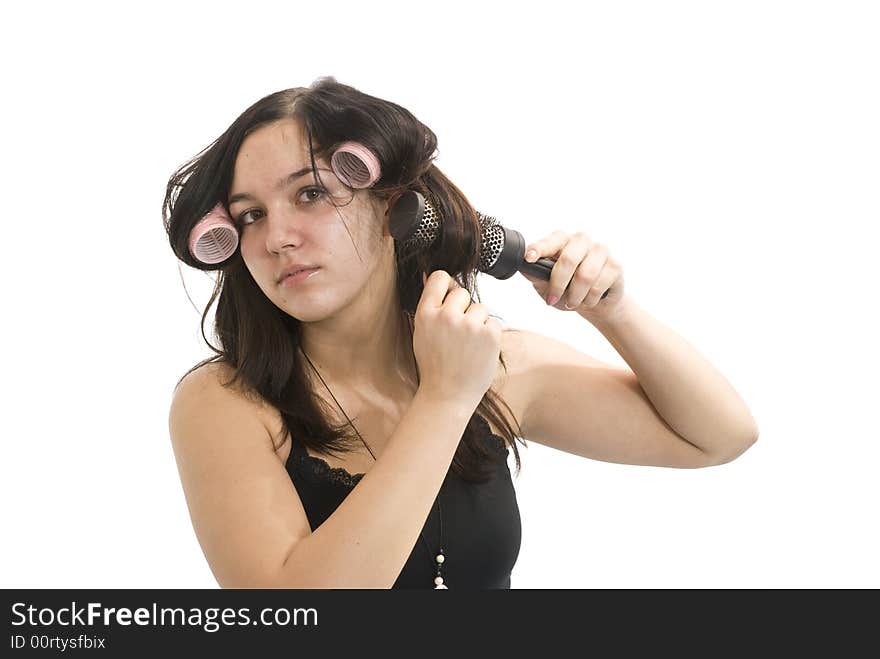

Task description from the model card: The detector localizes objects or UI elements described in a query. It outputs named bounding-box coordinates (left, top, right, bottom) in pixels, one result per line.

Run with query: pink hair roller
left=188, top=202, right=239, bottom=265
left=331, top=141, right=381, bottom=189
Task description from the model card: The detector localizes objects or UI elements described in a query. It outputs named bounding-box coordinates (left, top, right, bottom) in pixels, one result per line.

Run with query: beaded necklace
left=300, top=347, right=449, bottom=589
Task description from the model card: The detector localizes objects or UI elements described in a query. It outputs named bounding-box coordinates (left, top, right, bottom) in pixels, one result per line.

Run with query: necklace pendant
left=433, top=549, right=447, bottom=588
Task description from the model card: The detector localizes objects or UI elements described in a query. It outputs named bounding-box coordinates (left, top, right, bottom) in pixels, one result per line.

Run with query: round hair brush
left=388, top=190, right=609, bottom=297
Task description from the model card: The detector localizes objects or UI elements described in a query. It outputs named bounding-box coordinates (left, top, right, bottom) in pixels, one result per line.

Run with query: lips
left=278, top=264, right=320, bottom=282
left=279, top=267, right=320, bottom=286
left=283, top=267, right=317, bottom=280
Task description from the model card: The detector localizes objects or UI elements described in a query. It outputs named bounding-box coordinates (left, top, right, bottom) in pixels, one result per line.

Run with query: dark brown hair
left=163, top=76, right=524, bottom=482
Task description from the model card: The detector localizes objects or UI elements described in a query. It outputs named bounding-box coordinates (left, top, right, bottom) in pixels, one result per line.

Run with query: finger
left=582, top=265, right=618, bottom=309
left=417, top=270, right=457, bottom=312
left=443, top=286, right=475, bottom=315
left=484, top=316, right=505, bottom=340
left=464, top=301, right=489, bottom=325
left=562, top=244, right=608, bottom=309
left=523, top=230, right=569, bottom=263
left=544, top=233, right=593, bottom=306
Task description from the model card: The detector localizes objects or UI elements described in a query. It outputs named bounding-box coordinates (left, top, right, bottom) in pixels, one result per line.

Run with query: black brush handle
left=519, top=257, right=555, bottom=280
left=389, top=190, right=609, bottom=299
left=519, top=257, right=610, bottom=300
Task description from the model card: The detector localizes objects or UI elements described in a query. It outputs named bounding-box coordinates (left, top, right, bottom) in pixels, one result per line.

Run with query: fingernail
left=546, top=294, right=559, bottom=306
left=526, top=249, right=537, bottom=262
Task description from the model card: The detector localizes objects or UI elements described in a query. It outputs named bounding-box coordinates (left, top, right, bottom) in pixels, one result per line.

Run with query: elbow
left=704, top=427, right=759, bottom=466
left=217, top=573, right=280, bottom=590
left=214, top=563, right=290, bottom=590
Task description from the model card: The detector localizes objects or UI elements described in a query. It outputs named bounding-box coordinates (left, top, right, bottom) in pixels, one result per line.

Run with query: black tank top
left=284, top=413, right=522, bottom=588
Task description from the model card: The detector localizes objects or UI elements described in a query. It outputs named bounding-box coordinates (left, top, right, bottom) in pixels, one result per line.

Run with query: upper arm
left=498, top=328, right=715, bottom=469
left=168, top=364, right=312, bottom=588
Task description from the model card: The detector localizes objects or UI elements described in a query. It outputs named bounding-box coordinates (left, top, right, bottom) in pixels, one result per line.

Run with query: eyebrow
left=227, top=166, right=332, bottom=206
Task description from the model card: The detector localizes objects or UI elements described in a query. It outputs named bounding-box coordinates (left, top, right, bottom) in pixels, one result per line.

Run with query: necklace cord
left=298, top=344, right=445, bottom=585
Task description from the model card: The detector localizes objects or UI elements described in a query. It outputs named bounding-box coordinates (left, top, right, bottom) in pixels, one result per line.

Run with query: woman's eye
left=236, top=187, right=327, bottom=227
left=237, top=209, right=262, bottom=226
left=300, top=186, right=327, bottom=202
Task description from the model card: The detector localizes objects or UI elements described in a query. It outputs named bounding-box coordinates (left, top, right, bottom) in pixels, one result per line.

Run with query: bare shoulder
left=167, top=361, right=311, bottom=587
left=173, top=361, right=259, bottom=405
left=489, top=328, right=615, bottom=441
left=171, top=362, right=281, bottom=449
left=486, top=329, right=535, bottom=442
left=502, top=327, right=612, bottom=368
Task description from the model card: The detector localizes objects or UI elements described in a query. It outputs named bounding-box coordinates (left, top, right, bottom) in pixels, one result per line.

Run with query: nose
left=263, top=203, right=309, bottom=254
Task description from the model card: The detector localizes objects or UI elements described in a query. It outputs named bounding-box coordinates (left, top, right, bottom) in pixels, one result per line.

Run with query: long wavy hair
left=163, top=76, right=524, bottom=482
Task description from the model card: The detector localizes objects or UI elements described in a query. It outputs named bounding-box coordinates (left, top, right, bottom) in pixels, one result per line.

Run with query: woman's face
left=228, top=119, right=390, bottom=322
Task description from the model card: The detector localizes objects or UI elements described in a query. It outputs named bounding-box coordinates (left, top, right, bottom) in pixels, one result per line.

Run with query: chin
left=277, top=296, right=338, bottom=324
left=290, top=309, right=333, bottom=323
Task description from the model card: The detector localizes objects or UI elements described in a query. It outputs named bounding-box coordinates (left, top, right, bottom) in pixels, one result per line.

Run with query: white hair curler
left=187, top=141, right=382, bottom=266
left=187, top=202, right=239, bottom=266
left=330, top=141, right=382, bottom=189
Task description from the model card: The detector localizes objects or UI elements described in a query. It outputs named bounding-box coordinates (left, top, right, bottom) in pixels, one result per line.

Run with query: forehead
left=244, top=117, right=304, bottom=150
left=236, top=119, right=312, bottom=167
left=230, top=119, right=332, bottom=191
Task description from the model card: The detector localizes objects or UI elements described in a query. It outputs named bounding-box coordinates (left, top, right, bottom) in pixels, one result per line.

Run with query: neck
left=298, top=260, right=417, bottom=395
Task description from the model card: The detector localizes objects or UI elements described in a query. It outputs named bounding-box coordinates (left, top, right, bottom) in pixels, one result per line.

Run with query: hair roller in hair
left=188, top=202, right=240, bottom=265
left=331, top=141, right=381, bottom=189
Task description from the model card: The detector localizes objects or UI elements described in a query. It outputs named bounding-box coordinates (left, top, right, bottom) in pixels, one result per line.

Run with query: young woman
left=164, top=76, right=759, bottom=589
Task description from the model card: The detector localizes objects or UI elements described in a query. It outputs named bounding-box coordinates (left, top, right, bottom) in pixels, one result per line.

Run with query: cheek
left=237, top=230, right=257, bottom=256
left=238, top=242, right=264, bottom=276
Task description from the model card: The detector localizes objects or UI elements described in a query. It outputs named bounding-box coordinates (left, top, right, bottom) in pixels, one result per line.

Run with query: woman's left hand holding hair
left=519, top=230, right=627, bottom=325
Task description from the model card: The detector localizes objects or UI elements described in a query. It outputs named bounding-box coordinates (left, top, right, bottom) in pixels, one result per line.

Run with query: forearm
left=275, top=388, right=476, bottom=589
left=589, top=295, right=759, bottom=459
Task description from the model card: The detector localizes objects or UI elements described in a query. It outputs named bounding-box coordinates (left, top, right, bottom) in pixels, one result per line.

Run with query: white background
left=1, top=0, right=877, bottom=589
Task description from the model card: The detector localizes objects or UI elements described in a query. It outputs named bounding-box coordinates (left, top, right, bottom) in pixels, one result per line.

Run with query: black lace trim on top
left=291, top=414, right=509, bottom=490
